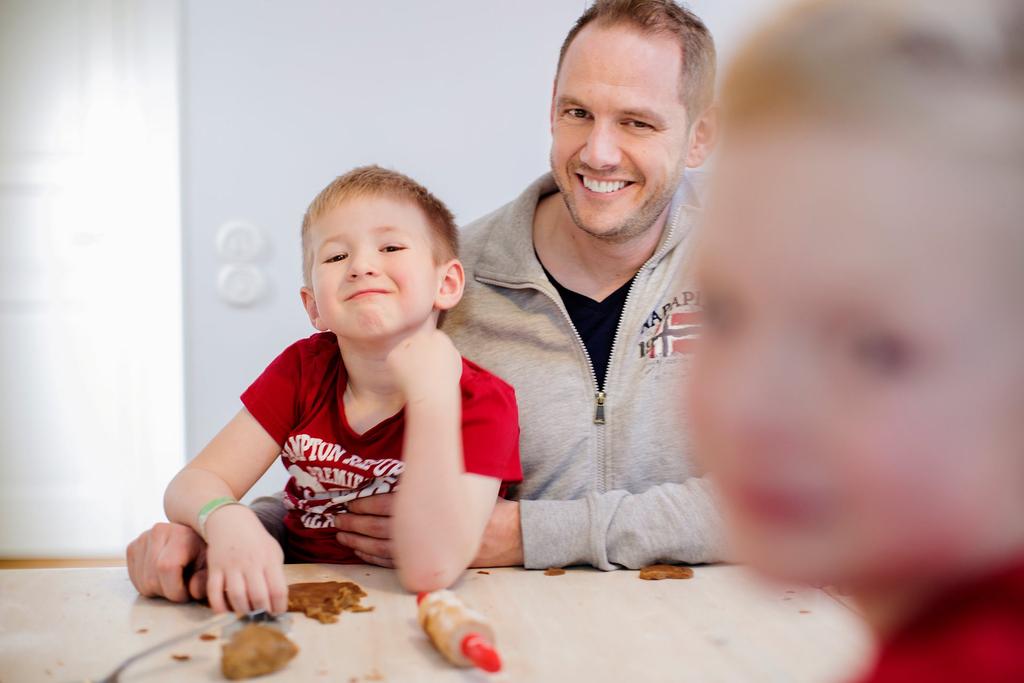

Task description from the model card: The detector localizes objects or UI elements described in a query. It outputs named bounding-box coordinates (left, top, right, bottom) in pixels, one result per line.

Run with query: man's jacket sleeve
left=519, top=476, right=728, bottom=570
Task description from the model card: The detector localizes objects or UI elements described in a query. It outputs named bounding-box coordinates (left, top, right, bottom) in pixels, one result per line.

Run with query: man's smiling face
left=550, top=22, right=694, bottom=242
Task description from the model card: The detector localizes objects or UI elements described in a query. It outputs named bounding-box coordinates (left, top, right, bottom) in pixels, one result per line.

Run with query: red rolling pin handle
left=461, top=633, right=502, bottom=673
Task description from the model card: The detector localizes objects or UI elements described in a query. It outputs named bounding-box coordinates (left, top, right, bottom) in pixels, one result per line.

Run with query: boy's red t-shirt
left=241, top=332, right=522, bottom=563
left=860, top=559, right=1024, bottom=683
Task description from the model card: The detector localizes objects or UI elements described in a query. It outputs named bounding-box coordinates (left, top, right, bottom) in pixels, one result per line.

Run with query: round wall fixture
left=217, top=263, right=267, bottom=307
left=215, top=220, right=266, bottom=262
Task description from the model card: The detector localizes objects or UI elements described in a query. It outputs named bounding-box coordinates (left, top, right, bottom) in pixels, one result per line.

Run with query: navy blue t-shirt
left=542, top=265, right=635, bottom=390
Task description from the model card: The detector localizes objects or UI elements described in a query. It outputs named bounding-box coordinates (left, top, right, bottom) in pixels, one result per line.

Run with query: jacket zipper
left=545, top=296, right=604, bottom=423
left=478, top=203, right=685, bottom=426
left=595, top=203, right=684, bottom=421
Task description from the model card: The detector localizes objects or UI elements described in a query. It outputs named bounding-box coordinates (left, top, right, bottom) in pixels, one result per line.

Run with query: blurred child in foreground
left=691, top=0, right=1024, bottom=680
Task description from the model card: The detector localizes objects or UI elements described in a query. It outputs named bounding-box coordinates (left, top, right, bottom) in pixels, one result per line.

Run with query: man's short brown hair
left=557, top=0, right=717, bottom=117
left=301, top=165, right=458, bottom=287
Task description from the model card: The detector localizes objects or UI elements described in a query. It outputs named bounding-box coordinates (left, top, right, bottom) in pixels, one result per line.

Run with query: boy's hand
left=204, top=504, right=288, bottom=615
left=386, top=327, right=462, bottom=402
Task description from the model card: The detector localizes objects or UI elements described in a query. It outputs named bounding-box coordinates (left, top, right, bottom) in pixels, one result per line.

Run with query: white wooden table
left=0, top=564, right=872, bottom=683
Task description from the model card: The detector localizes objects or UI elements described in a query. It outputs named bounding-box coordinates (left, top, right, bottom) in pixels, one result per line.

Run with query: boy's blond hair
left=301, top=166, right=458, bottom=287
left=558, top=0, right=717, bottom=118
left=720, top=0, right=1023, bottom=163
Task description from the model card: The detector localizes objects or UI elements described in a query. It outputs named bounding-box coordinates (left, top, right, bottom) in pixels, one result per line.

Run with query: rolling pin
left=416, top=590, right=502, bottom=672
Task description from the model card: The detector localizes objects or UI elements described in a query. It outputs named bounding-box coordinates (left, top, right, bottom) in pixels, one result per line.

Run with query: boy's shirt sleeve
left=240, top=339, right=307, bottom=446
left=459, top=365, right=522, bottom=484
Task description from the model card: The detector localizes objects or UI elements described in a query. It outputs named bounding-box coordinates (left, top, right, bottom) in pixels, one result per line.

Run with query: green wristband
left=197, top=495, right=239, bottom=541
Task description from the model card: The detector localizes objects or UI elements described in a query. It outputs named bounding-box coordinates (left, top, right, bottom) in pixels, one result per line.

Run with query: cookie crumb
left=639, top=564, right=694, bottom=581
left=476, top=570, right=490, bottom=575
left=365, top=670, right=384, bottom=681
left=171, top=653, right=191, bottom=661
left=544, top=568, right=566, bottom=576
left=288, top=581, right=371, bottom=623
left=136, top=628, right=149, bottom=634
left=199, top=633, right=217, bottom=641
left=799, top=609, right=811, bottom=614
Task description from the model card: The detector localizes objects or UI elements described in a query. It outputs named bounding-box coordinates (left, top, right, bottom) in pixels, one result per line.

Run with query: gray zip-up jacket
left=444, top=172, right=726, bottom=570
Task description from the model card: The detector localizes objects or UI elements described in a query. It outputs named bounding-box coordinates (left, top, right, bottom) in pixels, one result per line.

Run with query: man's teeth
left=581, top=176, right=629, bottom=194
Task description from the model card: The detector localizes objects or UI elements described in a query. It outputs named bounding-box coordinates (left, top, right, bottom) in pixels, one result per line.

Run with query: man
left=129, top=0, right=723, bottom=602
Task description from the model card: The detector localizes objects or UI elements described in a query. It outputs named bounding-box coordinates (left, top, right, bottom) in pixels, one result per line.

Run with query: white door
left=0, top=0, right=184, bottom=557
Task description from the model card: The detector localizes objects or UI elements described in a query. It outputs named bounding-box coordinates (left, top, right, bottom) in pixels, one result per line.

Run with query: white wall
left=0, top=0, right=183, bottom=556
left=181, top=0, right=793, bottom=500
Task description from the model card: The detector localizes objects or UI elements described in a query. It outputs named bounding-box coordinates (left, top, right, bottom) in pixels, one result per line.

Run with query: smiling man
left=436, top=0, right=721, bottom=571
left=128, top=0, right=724, bottom=601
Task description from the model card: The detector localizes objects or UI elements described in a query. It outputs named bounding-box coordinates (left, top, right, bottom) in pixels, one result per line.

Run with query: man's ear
left=434, top=259, right=466, bottom=313
left=685, top=104, right=719, bottom=168
left=300, top=287, right=328, bottom=331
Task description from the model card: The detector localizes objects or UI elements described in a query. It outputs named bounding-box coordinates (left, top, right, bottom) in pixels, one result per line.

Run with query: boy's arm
left=164, top=408, right=281, bottom=530
left=388, top=329, right=501, bottom=592
left=163, top=408, right=288, bottom=613
left=393, top=384, right=502, bottom=592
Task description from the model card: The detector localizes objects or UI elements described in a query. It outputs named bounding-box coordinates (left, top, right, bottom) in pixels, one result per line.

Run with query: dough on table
left=221, top=624, right=298, bottom=680
left=288, top=581, right=374, bottom=624
left=638, top=564, right=694, bottom=580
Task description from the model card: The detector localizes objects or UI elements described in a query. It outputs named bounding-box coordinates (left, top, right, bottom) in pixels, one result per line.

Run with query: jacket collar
left=474, top=171, right=703, bottom=288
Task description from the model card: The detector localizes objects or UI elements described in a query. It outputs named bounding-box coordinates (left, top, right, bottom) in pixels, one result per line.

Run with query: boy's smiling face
left=301, top=195, right=461, bottom=342
left=691, top=122, right=1024, bottom=588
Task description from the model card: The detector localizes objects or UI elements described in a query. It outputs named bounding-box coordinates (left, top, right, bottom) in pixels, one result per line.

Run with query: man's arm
left=519, top=477, right=727, bottom=570
left=125, top=495, right=288, bottom=602
left=332, top=480, right=727, bottom=571
left=249, top=494, right=288, bottom=547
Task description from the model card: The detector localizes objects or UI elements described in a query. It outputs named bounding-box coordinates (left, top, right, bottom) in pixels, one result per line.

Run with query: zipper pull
left=594, top=391, right=606, bottom=425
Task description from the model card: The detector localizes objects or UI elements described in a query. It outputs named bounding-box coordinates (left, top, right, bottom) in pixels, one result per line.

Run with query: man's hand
left=126, top=522, right=208, bottom=602
left=470, top=498, right=524, bottom=567
left=334, top=495, right=524, bottom=568
left=334, top=495, right=397, bottom=567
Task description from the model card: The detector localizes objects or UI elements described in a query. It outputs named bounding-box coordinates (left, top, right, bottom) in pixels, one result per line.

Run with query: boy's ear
left=300, top=287, right=329, bottom=331
left=685, top=104, right=719, bottom=169
left=434, top=259, right=466, bottom=313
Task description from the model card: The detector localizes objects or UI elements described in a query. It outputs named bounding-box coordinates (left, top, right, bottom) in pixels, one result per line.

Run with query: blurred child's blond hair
left=721, top=0, right=1023, bottom=163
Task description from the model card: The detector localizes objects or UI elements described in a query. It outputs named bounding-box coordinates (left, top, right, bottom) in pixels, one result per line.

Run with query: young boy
left=690, top=0, right=1024, bottom=681
left=164, top=166, right=521, bottom=614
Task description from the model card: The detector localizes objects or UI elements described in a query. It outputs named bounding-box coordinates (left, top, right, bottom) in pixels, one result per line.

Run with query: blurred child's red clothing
left=860, top=559, right=1024, bottom=683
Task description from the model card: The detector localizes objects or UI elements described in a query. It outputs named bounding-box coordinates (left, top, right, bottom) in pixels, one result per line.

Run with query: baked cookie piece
left=221, top=624, right=298, bottom=680
left=288, top=581, right=373, bottom=624
left=638, top=564, right=694, bottom=581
